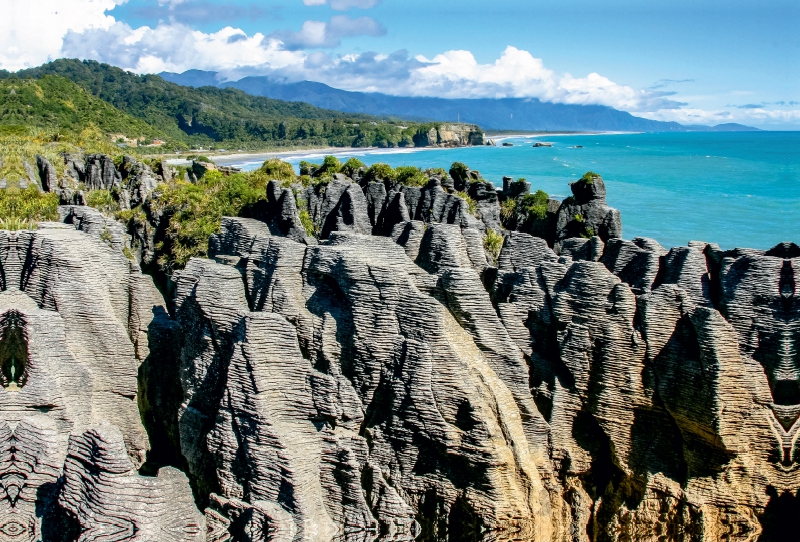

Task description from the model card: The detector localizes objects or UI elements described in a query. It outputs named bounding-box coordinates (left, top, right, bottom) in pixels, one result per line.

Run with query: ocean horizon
left=223, top=131, right=800, bottom=251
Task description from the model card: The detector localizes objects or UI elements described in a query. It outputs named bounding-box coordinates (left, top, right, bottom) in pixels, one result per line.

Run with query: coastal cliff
left=413, top=124, right=485, bottom=147
left=0, top=152, right=797, bottom=541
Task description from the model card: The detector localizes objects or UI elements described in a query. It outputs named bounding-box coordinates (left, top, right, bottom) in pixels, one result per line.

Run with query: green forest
left=0, top=59, right=439, bottom=151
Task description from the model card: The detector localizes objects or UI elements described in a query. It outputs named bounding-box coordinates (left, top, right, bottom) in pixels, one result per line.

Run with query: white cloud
left=1, top=1, right=796, bottom=127
left=302, top=0, right=381, bottom=9
left=62, top=23, right=305, bottom=75
left=0, top=0, right=126, bottom=70
left=404, top=47, right=682, bottom=111
left=640, top=106, right=800, bottom=127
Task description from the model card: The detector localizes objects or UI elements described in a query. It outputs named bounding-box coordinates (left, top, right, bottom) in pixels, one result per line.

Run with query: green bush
left=500, top=189, right=550, bottom=232
left=520, top=190, right=549, bottom=220
left=152, top=169, right=269, bottom=271
left=298, top=209, right=318, bottom=238
left=86, top=189, right=120, bottom=214
left=260, top=158, right=295, bottom=182
left=0, top=184, right=59, bottom=226
left=341, top=157, right=365, bottom=178
left=299, top=161, right=318, bottom=176
left=455, top=191, right=478, bottom=216
left=450, top=161, right=469, bottom=180
left=195, top=155, right=211, bottom=163
left=395, top=166, right=428, bottom=187
left=484, top=229, right=504, bottom=265
left=581, top=171, right=599, bottom=184
left=315, top=155, right=342, bottom=177
left=364, top=162, right=396, bottom=182
left=500, top=198, right=517, bottom=221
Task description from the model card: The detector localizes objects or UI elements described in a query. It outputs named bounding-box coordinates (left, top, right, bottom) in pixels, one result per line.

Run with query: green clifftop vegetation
left=0, top=76, right=161, bottom=139
left=0, top=59, right=441, bottom=151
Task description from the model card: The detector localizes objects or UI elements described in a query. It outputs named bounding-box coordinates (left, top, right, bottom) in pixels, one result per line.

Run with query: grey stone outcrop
left=0, top=228, right=193, bottom=538
left=4, top=163, right=800, bottom=540
left=176, top=203, right=800, bottom=539
left=35, top=155, right=57, bottom=191
left=554, top=175, right=622, bottom=249
left=58, top=205, right=132, bottom=253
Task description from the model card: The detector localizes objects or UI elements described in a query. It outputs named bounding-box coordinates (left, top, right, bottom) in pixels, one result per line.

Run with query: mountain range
left=160, top=69, right=759, bottom=133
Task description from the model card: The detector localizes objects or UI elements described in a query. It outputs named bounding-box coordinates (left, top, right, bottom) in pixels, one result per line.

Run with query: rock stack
left=0, top=161, right=797, bottom=541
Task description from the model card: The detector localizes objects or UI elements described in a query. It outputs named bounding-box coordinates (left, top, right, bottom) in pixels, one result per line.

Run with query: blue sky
left=2, top=0, right=799, bottom=128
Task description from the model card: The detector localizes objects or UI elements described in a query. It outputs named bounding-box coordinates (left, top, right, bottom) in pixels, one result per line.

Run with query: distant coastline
left=167, top=131, right=618, bottom=168
left=167, top=144, right=480, bottom=168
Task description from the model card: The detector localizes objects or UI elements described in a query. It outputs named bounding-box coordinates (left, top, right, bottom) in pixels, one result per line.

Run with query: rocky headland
left=0, top=151, right=797, bottom=541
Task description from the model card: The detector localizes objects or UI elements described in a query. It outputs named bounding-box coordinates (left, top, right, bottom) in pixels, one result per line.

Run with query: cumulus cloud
left=62, top=23, right=305, bottom=75
left=404, top=47, right=685, bottom=111
left=303, top=0, right=381, bottom=9
left=0, top=0, right=125, bottom=70
left=271, top=16, right=386, bottom=50
left=2, top=0, right=797, bottom=127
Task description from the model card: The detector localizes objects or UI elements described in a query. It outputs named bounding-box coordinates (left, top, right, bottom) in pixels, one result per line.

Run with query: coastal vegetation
left=483, top=228, right=504, bottom=264
left=0, top=128, right=116, bottom=228
left=0, top=184, right=58, bottom=230
left=0, top=122, right=568, bottom=281
left=498, top=183, right=550, bottom=233
left=581, top=171, right=599, bottom=183
left=146, top=169, right=271, bottom=270
left=0, top=59, right=453, bottom=152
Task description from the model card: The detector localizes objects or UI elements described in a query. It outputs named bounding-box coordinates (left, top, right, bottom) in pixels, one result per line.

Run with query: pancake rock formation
left=0, top=165, right=798, bottom=541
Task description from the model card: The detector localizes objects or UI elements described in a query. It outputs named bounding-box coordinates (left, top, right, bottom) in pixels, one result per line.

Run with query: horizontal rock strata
left=1, top=164, right=798, bottom=541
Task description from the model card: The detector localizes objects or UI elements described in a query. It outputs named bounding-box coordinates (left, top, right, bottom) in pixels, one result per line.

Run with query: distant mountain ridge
left=160, top=69, right=760, bottom=133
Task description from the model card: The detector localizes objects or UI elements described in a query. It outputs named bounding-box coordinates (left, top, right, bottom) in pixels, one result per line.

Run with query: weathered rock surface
left=554, top=175, right=622, bottom=249
left=413, top=124, right=484, bottom=147
left=2, top=170, right=800, bottom=540
left=0, top=227, right=204, bottom=540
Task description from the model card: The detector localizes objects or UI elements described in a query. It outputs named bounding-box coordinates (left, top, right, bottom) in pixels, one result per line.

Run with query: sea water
left=226, top=132, right=800, bottom=250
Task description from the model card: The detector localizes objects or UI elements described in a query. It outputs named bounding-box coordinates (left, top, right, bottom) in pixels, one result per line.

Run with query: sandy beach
left=167, top=144, right=466, bottom=168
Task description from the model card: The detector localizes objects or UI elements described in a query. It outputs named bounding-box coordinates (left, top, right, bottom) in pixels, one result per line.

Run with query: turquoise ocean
left=226, top=132, right=800, bottom=251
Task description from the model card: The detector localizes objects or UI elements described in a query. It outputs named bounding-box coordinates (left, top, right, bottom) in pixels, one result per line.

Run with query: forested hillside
left=0, top=59, right=436, bottom=150
left=0, top=76, right=160, bottom=139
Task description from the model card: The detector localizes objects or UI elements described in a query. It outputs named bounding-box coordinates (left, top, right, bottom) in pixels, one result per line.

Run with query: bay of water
left=226, top=132, right=800, bottom=250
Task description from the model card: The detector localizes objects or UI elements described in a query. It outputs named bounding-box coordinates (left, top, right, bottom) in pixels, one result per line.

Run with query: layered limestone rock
left=3, top=166, right=800, bottom=540
left=168, top=229, right=564, bottom=541
left=34, top=153, right=166, bottom=211
left=160, top=208, right=800, bottom=540
left=0, top=227, right=203, bottom=540
left=554, top=175, right=622, bottom=249
left=413, top=124, right=484, bottom=147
